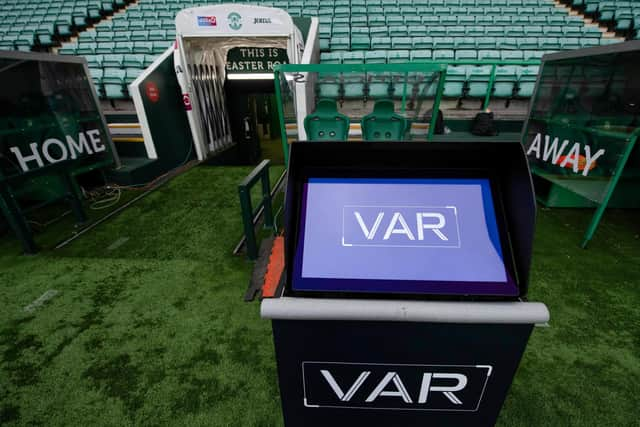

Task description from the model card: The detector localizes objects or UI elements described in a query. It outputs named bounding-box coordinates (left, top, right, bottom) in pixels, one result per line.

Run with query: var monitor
left=285, top=143, right=536, bottom=300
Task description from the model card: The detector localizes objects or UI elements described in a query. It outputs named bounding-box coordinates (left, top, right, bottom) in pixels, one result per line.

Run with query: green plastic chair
left=304, top=99, right=350, bottom=141
left=361, top=99, right=409, bottom=141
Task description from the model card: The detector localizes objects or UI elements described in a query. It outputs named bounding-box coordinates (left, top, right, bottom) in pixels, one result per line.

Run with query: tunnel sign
left=226, top=47, right=289, bottom=74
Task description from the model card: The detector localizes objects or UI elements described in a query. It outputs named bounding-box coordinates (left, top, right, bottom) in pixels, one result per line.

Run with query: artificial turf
left=1, top=165, right=639, bottom=426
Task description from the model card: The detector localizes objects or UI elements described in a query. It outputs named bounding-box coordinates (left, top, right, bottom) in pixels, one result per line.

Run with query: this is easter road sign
left=226, top=47, right=288, bottom=74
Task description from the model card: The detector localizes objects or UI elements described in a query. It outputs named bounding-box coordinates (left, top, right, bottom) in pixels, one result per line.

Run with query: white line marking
left=24, top=290, right=59, bottom=313
left=107, top=237, right=129, bottom=251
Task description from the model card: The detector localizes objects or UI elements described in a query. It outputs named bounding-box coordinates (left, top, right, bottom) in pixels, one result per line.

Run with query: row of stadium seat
left=316, top=15, right=587, bottom=25
left=325, top=36, right=617, bottom=51
left=60, top=41, right=171, bottom=55
left=323, top=50, right=544, bottom=63
left=89, top=67, right=143, bottom=99
left=571, top=0, right=640, bottom=33
left=321, top=25, right=603, bottom=37
left=118, top=0, right=560, bottom=8
left=0, top=0, right=132, bottom=50
left=315, top=65, right=540, bottom=100
left=294, top=6, right=569, bottom=16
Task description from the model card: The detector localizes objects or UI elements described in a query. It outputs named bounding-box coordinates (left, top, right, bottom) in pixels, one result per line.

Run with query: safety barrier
left=238, top=160, right=275, bottom=260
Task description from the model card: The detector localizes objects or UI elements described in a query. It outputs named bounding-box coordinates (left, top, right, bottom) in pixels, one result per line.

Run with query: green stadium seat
left=343, top=74, right=366, bottom=99
left=365, top=51, right=387, bottom=64
left=580, top=38, right=600, bottom=48
left=88, top=67, right=103, bottom=88
left=413, top=37, right=434, bottom=49
left=486, top=26, right=505, bottom=37
left=540, top=37, right=561, bottom=49
left=351, top=36, right=371, bottom=50
left=114, top=42, right=133, bottom=53
left=408, top=26, right=427, bottom=37
left=455, top=37, right=476, bottom=49
left=370, top=27, right=388, bottom=37
left=448, top=26, right=466, bottom=37
left=321, top=52, right=342, bottom=64
left=433, top=37, right=455, bottom=49
left=372, top=37, right=391, bottom=49
left=103, top=68, right=127, bottom=98
left=361, top=99, right=409, bottom=141
left=96, top=42, right=117, bottom=54
left=332, top=26, right=350, bottom=37
left=152, top=41, right=169, bottom=53
left=478, top=50, right=501, bottom=61
left=525, top=26, right=544, bottom=36
left=134, top=41, right=154, bottom=54
left=467, top=26, right=486, bottom=37
left=517, top=37, right=539, bottom=49
left=148, top=29, right=167, bottom=41
left=426, top=26, right=447, bottom=37
left=563, top=26, right=582, bottom=37
left=493, top=66, right=517, bottom=98
left=499, top=38, right=518, bottom=50
left=501, top=50, right=524, bottom=60
left=561, top=38, right=581, bottom=49
left=389, top=26, right=408, bottom=37
left=410, top=50, right=432, bottom=61
left=368, top=74, right=393, bottom=98
left=59, top=44, right=77, bottom=55
left=342, top=51, right=364, bottom=64
left=443, top=66, right=466, bottom=98
left=455, top=50, right=477, bottom=60
left=123, top=54, right=145, bottom=68
left=476, top=37, right=497, bottom=49
left=304, top=99, right=350, bottom=141
left=467, top=65, right=492, bottom=98
left=387, top=50, right=409, bottom=63
left=523, top=50, right=545, bottom=60
left=391, top=37, right=412, bottom=49
left=433, top=50, right=455, bottom=61
left=130, top=30, right=149, bottom=41
left=144, top=54, right=157, bottom=67
left=516, top=66, right=539, bottom=97
left=125, top=68, right=142, bottom=84
left=102, top=54, right=124, bottom=68
left=76, top=42, right=97, bottom=55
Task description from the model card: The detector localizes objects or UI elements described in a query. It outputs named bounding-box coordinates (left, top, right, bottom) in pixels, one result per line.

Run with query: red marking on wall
left=145, top=82, right=160, bottom=103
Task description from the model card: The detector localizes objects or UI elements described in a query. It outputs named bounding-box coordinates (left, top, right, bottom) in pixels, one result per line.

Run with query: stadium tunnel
left=131, top=4, right=318, bottom=165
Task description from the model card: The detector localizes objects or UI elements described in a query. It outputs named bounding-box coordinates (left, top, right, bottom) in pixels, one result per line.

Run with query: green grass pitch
left=1, top=165, right=639, bottom=426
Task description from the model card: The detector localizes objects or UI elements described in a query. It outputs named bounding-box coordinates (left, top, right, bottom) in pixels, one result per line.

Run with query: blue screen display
left=292, top=178, right=518, bottom=296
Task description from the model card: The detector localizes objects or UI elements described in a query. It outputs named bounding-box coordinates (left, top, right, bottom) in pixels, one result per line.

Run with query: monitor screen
left=292, top=177, right=518, bottom=297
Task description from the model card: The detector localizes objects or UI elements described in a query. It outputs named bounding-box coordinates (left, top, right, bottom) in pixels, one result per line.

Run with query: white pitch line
left=107, top=237, right=130, bottom=251
left=24, top=290, right=59, bottom=313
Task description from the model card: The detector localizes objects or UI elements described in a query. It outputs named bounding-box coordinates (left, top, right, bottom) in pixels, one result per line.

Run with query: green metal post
left=238, top=185, right=257, bottom=260
left=580, top=130, right=639, bottom=248
left=261, top=169, right=274, bottom=230
left=483, top=64, right=497, bottom=110
left=401, top=71, right=408, bottom=114
left=428, top=67, right=447, bottom=141
left=273, top=69, right=290, bottom=166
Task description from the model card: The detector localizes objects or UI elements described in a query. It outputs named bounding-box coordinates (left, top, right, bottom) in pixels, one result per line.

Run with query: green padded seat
left=96, top=31, right=115, bottom=42
left=426, top=26, right=447, bottom=37
left=125, top=68, right=142, bottom=84
left=319, top=38, right=330, bottom=52
left=88, top=68, right=103, bottom=88
left=372, top=37, right=391, bottom=49
left=410, top=50, right=432, bottom=61
left=102, top=54, right=124, bottom=68
left=455, top=50, right=477, bottom=61
left=413, top=36, right=434, bottom=49
left=580, top=38, right=600, bottom=48
left=149, top=30, right=167, bottom=41
left=131, top=30, right=149, bottom=41
left=455, top=37, right=476, bottom=49
left=342, top=51, right=364, bottom=64
left=563, top=26, right=582, bottom=37
left=114, top=42, right=133, bottom=53
left=330, top=37, right=349, bottom=50
left=443, top=66, right=466, bottom=98
left=561, top=38, right=581, bottom=49
left=103, top=68, right=127, bottom=99
left=304, top=99, right=350, bottom=141
left=365, top=51, right=387, bottom=64
left=389, top=26, right=408, bottom=37
left=134, top=41, right=154, bottom=54
left=361, top=99, right=408, bottom=141
left=448, top=26, right=466, bottom=37
left=493, top=65, right=518, bottom=98
left=433, top=50, right=454, bottom=61
left=467, top=26, right=486, bottom=37
left=59, top=44, right=78, bottom=55
left=433, top=37, right=455, bottom=49
left=343, top=75, right=365, bottom=99
left=351, top=36, right=371, bottom=51
left=523, top=50, right=545, bottom=60
left=367, top=75, right=393, bottom=98
left=320, top=52, right=342, bottom=64
left=123, top=54, right=145, bottom=68
left=516, top=66, right=539, bottom=98
left=501, top=50, right=524, bottom=60
left=486, top=26, right=505, bottom=37
left=76, top=42, right=97, bottom=55
left=467, top=65, right=492, bottom=98
left=476, top=37, right=497, bottom=49
left=352, top=27, right=370, bottom=36
left=478, top=50, right=501, bottom=60
left=539, top=37, right=560, bottom=50
left=387, top=50, right=409, bottom=63
left=391, top=37, right=412, bottom=49
left=524, top=26, right=544, bottom=36
left=86, top=55, right=103, bottom=68
left=96, top=42, right=116, bottom=54
left=152, top=41, right=169, bottom=53
left=517, top=37, right=539, bottom=50
left=408, top=26, right=427, bottom=37
left=351, top=16, right=368, bottom=27
left=370, top=27, right=389, bottom=37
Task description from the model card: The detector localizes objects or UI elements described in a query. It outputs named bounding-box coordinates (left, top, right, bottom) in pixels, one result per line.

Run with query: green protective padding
left=360, top=99, right=409, bottom=141
left=303, top=99, right=350, bottom=141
